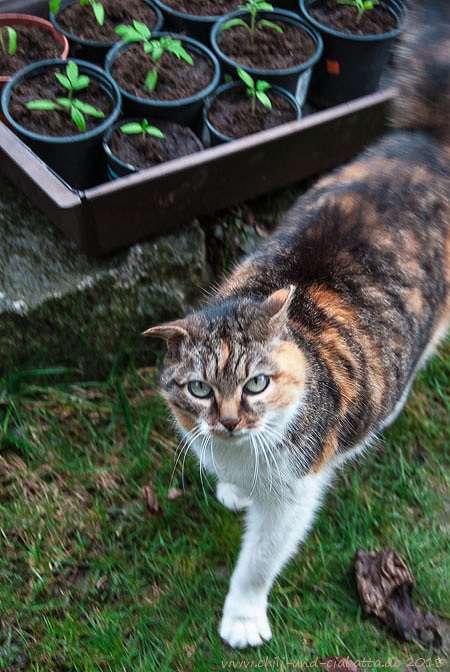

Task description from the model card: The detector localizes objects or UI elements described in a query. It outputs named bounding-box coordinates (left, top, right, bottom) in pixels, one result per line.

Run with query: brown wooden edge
left=83, top=87, right=396, bottom=255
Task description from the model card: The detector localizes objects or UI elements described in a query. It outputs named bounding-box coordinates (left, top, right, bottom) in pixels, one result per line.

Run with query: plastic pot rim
left=102, top=116, right=204, bottom=175
left=152, top=0, right=230, bottom=23
left=1, top=58, right=122, bottom=144
left=299, top=0, right=407, bottom=42
left=104, top=33, right=221, bottom=109
left=211, top=8, right=323, bottom=78
left=203, top=80, right=302, bottom=143
left=49, top=0, right=164, bottom=49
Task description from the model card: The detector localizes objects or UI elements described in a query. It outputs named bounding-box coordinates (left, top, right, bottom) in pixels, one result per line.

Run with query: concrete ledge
left=0, top=174, right=209, bottom=377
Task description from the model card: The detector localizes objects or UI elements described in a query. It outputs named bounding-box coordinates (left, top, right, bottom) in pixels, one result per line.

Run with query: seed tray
left=0, top=0, right=395, bottom=256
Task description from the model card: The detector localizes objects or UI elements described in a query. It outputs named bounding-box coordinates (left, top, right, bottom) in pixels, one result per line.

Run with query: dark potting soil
left=108, top=120, right=203, bottom=168
left=309, top=0, right=397, bottom=36
left=55, top=0, right=159, bottom=43
left=217, top=21, right=316, bottom=70
left=0, top=26, right=63, bottom=77
left=110, top=44, right=215, bottom=100
left=207, top=86, right=298, bottom=139
left=160, top=0, right=239, bottom=17
left=8, top=67, right=114, bottom=136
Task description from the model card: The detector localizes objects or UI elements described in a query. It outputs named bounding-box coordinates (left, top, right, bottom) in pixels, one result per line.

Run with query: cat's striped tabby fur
left=146, top=0, right=450, bottom=649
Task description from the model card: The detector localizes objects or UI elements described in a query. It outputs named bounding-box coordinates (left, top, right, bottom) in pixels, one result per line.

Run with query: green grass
left=0, top=340, right=449, bottom=671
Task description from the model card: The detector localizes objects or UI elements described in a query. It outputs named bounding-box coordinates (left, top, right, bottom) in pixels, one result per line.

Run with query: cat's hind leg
left=216, top=482, right=253, bottom=511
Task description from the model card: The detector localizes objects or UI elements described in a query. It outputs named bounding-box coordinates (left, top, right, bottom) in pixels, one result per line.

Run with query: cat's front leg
left=219, top=471, right=331, bottom=648
left=216, top=482, right=252, bottom=511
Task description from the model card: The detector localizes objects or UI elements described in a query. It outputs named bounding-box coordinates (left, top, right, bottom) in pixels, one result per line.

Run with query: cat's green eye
left=243, top=375, right=270, bottom=395
left=188, top=380, right=214, bottom=399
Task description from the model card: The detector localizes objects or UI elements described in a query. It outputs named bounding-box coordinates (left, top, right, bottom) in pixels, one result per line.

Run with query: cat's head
left=145, top=287, right=307, bottom=442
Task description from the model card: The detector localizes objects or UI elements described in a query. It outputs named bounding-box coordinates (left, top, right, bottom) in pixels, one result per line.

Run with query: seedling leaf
left=1, top=26, right=18, bottom=56
left=92, top=1, right=105, bottom=26
left=121, top=120, right=165, bottom=138
left=71, top=106, right=86, bottom=132
left=220, top=18, right=249, bottom=31
left=133, top=20, right=151, bottom=39
left=145, top=69, right=158, bottom=91
left=56, top=97, right=72, bottom=108
left=49, top=0, right=60, bottom=13
left=120, top=122, right=146, bottom=134
left=258, top=19, right=283, bottom=33
left=72, top=99, right=105, bottom=118
left=66, top=61, right=79, bottom=83
left=71, top=75, right=90, bottom=90
left=26, top=100, right=61, bottom=110
left=236, top=67, right=254, bottom=88
left=256, top=91, right=272, bottom=108
left=8, top=27, right=17, bottom=55
left=256, top=80, right=271, bottom=92
left=55, top=73, right=72, bottom=89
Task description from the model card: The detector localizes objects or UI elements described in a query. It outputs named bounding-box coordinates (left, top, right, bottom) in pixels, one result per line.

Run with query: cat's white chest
left=189, top=431, right=291, bottom=496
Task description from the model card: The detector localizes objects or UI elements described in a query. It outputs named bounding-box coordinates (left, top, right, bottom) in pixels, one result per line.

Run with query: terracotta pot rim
left=0, top=13, right=69, bottom=85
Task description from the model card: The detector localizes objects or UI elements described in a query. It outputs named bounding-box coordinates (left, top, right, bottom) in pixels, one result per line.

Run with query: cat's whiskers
left=249, top=434, right=260, bottom=498
left=257, top=428, right=286, bottom=495
left=198, top=432, right=213, bottom=502
left=253, top=430, right=274, bottom=493
left=208, top=437, right=222, bottom=482
left=172, top=425, right=204, bottom=491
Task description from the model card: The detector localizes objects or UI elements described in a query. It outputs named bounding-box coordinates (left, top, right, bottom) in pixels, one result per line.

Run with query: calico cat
left=145, top=0, right=450, bottom=649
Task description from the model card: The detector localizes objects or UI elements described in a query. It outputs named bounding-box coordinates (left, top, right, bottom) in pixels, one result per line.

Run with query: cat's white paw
left=219, top=611, right=272, bottom=649
left=216, top=482, right=252, bottom=511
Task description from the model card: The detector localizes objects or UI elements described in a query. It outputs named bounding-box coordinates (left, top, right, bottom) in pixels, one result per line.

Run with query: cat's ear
left=263, top=285, right=296, bottom=322
left=142, top=320, right=189, bottom=350
left=142, top=320, right=189, bottom=341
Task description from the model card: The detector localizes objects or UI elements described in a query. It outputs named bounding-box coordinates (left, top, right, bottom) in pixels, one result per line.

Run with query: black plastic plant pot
left=102, top=117, right=204, bottom=179
left=299, top=0, right=407, bottom=108
left=203, top=81, right=302, bottom=146
left=211, top=9, right=323, bottom=105
left=274, top=0, right=299, bottom=11
left=50, top=0, right=164, bottom=64
left=104, top=34, right=221, bottom=131
left=1, top=58, right=121, bottom=189
left=151, top=0, right=239, bottom=45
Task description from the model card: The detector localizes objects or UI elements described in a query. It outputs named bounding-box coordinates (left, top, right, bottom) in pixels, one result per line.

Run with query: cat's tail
left=391, top=0, right=450, bottom=145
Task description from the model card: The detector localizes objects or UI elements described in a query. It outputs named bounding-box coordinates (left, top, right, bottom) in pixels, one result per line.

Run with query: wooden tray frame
left=0, top=0, right=395, bottom=255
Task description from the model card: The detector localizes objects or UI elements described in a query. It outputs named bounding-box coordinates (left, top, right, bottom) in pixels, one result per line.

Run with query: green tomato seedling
left=336, top=0, right=380, bottom=23
left=120, top=118, right=165, bottom=139
left=49, top=0, right=105, bottom=27
left=220, top=0, right=282, bottom=44
left=0, top=26, right=17, bottom=57
left=25, top=61, right=105, bottom=133
left=115, top=21, right=194, bottom=92
left=237, top=67, right=272, bottom=114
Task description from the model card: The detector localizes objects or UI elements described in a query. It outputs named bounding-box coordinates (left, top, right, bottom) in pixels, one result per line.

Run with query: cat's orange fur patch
left=308, top=284, right=357, bottom=324
left=171, top=407, right=197, bottom=433
left=220, top=341, right=230, bottom=372
left=312, top=427, right=339, bottom=472
left=217, top=396, right=240, bottom=422
left=306, top=285, right=360, bottom=411
left=403, top=288, right=424, bottom=317
left=271, top=341, right=307, bottom=407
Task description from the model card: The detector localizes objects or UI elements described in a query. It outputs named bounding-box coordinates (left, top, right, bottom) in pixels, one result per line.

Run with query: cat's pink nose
left=220, top=417, right=240, bottom=432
